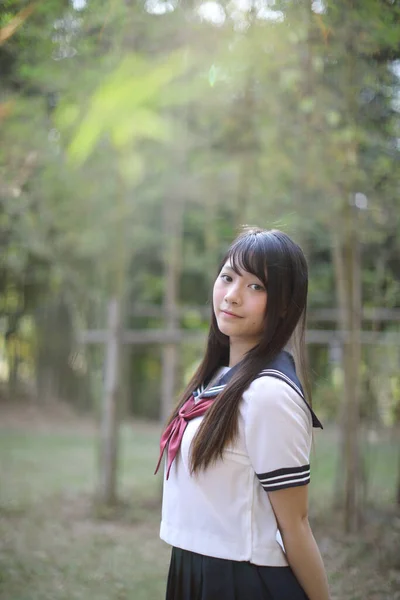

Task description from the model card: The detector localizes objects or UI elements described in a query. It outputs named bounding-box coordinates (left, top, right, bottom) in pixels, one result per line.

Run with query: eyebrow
left=221, top=265, right=262, bottom=281
left=222, top=265, right=265, bottom=284
left=222, top=265, right=243, bottom=276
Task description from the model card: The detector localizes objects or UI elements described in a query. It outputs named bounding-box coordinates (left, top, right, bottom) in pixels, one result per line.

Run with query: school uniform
left=157, top=350, right=323, bottom=600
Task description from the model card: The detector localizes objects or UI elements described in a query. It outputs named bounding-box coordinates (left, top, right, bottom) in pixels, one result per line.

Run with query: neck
left=228, top=338, right=259, bottom=367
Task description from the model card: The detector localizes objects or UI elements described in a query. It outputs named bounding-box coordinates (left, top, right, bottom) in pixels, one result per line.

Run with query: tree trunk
left=397, top=440, right=400, bottom=506
left=235, top=75, right=257, bottom=230
left=204, top=192, right=218, bottom=288
left=160, top=197, right=183, bottom=424
left=7, top=338, right=19, bottom=397
left=331, top=233, right=349, bottom=509
left=332, top=2, right=364, bottom=532
left=338, top=201, right=363, bottom=532
left=97, top=296, right=122, bottom=506
left=34, top=299, right=75, bottom=404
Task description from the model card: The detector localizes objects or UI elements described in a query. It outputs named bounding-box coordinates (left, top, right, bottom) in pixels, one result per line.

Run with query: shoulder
left=245, top=373, right=301, bottom=398
left=243, top=374, right=306, bottom=405
left=243, top=375, right=309, bottom=417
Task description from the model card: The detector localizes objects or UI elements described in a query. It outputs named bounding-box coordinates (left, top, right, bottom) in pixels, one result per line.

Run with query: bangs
left=227, top=234, right=269, bottom=285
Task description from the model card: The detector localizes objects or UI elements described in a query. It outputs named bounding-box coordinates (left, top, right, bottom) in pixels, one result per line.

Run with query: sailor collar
left=193, top=350, right=323, bottom=429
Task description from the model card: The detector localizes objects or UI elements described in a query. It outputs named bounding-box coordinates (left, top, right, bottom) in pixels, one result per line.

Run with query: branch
left=0, top=2, right=39, bottom=46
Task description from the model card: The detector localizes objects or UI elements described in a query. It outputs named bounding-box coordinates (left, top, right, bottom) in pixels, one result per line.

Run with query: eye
left=249, top=283, right=265, bottom=292
left=220, top=274, right=233, bottom=282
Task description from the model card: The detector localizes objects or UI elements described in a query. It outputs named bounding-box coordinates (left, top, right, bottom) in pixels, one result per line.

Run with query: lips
left=221, top=309, right=243, bottom=318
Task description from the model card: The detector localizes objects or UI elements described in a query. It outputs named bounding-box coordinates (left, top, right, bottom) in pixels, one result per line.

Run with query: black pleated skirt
left=166, top=547, right=309, bottom=600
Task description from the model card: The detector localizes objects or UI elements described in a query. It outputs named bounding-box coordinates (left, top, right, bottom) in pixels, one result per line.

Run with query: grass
left=0, top=421, right=170, bottom=600
left=0, top=406, right=399, bottom=600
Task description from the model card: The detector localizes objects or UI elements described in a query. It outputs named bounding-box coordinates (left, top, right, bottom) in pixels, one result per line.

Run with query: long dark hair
left=165, top=227, right=311, bottom=473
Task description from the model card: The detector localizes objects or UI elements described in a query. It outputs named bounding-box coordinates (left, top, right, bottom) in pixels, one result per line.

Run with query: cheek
left=213, top=281, right=224, bottom=308
left=250, top=296, right=268, bottom=324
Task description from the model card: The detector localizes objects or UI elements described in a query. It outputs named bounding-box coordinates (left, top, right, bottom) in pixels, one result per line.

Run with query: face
left=213, top=260, right=268, bottom=347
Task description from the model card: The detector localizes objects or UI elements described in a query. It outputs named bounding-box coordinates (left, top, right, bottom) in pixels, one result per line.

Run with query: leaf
left=66, top=50, right=190, bottom=165
left=55, top=103, right=80, bottom=130
left=111, top=110, right=171, bottom=148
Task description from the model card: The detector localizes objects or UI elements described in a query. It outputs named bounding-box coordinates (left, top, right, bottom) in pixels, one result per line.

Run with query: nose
left=224, top=283, right=241, bottom=306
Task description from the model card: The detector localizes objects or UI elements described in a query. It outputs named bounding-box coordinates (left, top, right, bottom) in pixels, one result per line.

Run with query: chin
left=215, top=320, right=231, bottom=337
left=216, top=325, right=229, bottom=336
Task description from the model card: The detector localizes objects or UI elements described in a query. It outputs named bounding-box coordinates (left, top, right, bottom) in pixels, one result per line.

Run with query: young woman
left=155, top=228, right=331, bottom=600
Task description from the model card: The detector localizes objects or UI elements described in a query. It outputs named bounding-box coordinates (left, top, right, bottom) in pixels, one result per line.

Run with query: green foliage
left=0, top=0, right=399, bottom=421
left=61, top=51, right=191, bottom=168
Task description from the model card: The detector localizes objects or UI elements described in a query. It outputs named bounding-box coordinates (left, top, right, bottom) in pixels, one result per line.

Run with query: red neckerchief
left=154, top=395, right=214, bottom=480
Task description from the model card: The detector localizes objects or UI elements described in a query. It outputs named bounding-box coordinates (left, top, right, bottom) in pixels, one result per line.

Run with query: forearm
left=280, top=518, right=330, bottom=600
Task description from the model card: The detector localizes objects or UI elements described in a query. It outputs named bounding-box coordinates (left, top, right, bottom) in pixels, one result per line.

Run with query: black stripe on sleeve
left=256, top=464, right=310, bottom=492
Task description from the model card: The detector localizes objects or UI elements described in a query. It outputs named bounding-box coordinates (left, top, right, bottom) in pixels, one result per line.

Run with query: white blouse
left=160, top=374, right=313, bottom=566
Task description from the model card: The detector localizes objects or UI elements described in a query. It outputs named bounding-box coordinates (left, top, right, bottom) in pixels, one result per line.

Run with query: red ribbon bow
left=154, top=395, right=215, bottom=480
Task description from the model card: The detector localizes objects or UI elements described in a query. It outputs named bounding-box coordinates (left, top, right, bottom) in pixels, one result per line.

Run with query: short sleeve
left=244, top=376, right=312, bottom=492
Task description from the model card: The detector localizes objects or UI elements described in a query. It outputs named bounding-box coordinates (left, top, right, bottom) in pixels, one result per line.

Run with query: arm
left=244, top=377, right=330, bottom=599
left=268, top=485, right=330, bottom=600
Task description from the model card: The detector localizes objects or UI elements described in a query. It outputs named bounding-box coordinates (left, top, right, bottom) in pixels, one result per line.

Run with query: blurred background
left=0, top=1, right=399, bottom=599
